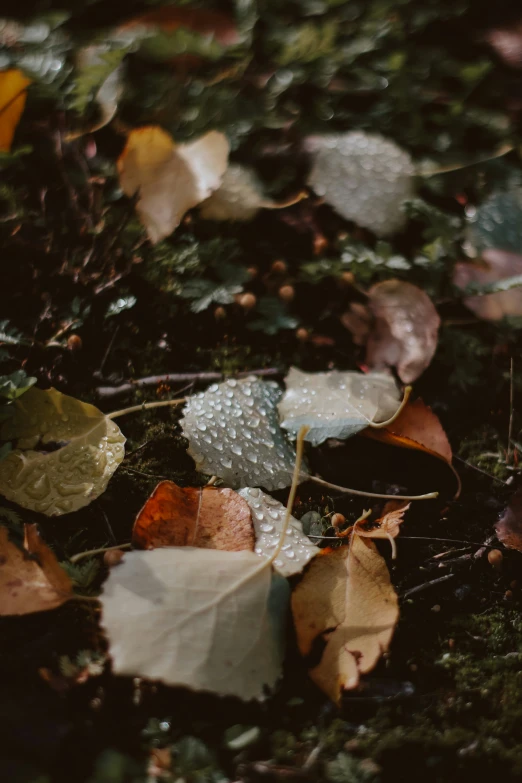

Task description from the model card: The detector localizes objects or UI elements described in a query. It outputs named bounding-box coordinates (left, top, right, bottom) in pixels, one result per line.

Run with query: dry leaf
left=496, top=489, right=522, bottom=551
left=453, top=249, right=522, bottom=320
left=292, top=533, right=398, bottom=703
left=0, top=69, right=31, bottom=152
left=118, top=126, right=229, bottom=243
left=0, top=524, right=73, bottom=615
left=355, top=502, right=410, bottom=559
left=132, top=480, right=255, bottom=552
left=343, top=280, right=440, bottom=383
left=101, top=547, right=288, bottom=700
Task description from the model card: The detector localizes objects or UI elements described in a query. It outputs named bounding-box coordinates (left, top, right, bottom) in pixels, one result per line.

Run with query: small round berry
left=488, top=549, right=503, bottom=570
left=331, top=513, right=346, bottom=528
left=104, top=549, right=124, bottom=567
left=238, top=292, right=257, bottom=311
left=214, top=306, right=226, bottom=320
left=67, top=334, right=82, bottom=351
left=247, top=266, right=258, bottom=278
left=340, top=271, right=355, bottom=286
left=296, top=327, right=309, bottom=342
left=271, top=260, right=287, bottom=274
left=278, top=285, right=295, bottom=302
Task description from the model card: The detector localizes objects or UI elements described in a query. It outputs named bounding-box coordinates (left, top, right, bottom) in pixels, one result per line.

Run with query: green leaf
left=248, top=297, right=299, bottom=335
left=0, top=388, right=126, bottom=516
left=0, top=370, right=37, bottom=401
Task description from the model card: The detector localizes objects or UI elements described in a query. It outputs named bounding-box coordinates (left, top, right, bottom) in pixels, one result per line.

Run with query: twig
left=310, top=475, right=438, bottom=501
left=402, top=574, right=455, bottom=598
left=453, top=454, right=509, bottom=485
left=107, top=398, right=186, bottom=420
left=96, top=368, right=281, bottom=400
left=70, top=543, right=131, bottom=564
left=508, top=356, right=515, bottom=465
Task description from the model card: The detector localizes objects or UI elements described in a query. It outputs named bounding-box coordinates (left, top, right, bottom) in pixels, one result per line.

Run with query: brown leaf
left=453, top=249, right=522, bottom=321
left=355, top=502, right=410, bottom=559
left=0, top=524, right=73, bottom=615
left=496, top=489, right=522, bottom=551
left=342, top=280, right=440, bottom=383
left=132, top=480, right=255, bottom=551
left=291, top=533, right=398, bottom=704
left=0, top=69, right=31, bottom=152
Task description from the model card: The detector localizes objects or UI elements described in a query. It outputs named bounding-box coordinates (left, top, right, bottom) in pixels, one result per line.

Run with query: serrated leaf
left=0, top=388, right=125, bottom=516
left=248, top=297, right=299, bottom=335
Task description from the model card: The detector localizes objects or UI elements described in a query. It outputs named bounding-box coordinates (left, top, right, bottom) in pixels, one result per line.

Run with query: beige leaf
left=355, top=502, right=410, bottom=559
left=453, top=249, right=522, bottom=321
left=291, top=533, right=398, bottom=704
left=0, top=524, right=73, bottom=615
left=101, top=547, right=287, bottom=700
left=118, top=126, right=229, bottom=243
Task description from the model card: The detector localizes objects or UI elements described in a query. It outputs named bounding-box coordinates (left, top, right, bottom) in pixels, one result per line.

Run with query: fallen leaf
left=0, top=387, right=125, bottom=516
left=354, top=502, right=410, bottom=559
left=132, top=480, right=255, bottom=552
left=453, top=249, right=522, bottom=320
left=361, top=398, right=460, bottom=496
left=118, top=126, right=229, bottom=243
left=101, top=547, right=289, bottom=700
left=291, top=532, right=398, bottom=703
left=0, top=69, right=31, bottom=152
left=496, top=488, right=522, bottom=551
left=238, top=487, right=319, bottom=576
left=467, top=188, right=522, bottom=255
left=306, top=131, right=415, bottom=236
left=343, top=280, right=440, bottom=383
left=0, top=524, right=72, bottom=615
left=278, top=367, right=402, bottom=447
left=485, top=22, right=522, bottom=68
left=200, top=163, right=306, bottom=222
left=180, top=377, right=302, bottom=491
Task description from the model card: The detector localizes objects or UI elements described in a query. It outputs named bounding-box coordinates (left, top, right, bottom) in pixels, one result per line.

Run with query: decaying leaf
left=496, top=488, right=522, bottom=551
left=200, top=164, right=305, bottom=222
left=0, top=69, right=31, bottom=152
left=306, top=131, right=415, bottom=236
left=71, top=46, right=124, bottom=137
left=132, top=480, right=255, bottom=552
left=453, top=249, right=522, bottom=320
left=292, top=532, right=398, bottom=703
left=278, top=367, right=402, bottom=447
left=0, top=524, right=73, bottom=615
left=101, top=547, right=289, bottom=700
left=0, top=387, right=125, bottom=516
left=342, top=280, right=440, bottom=384
left=355, top=501, right=410, bottom=559
left=238, top=487, right=319, bottom=577
left=180, top=377, right=302, bottom=491
left=118, top=126, right=229, bottom=243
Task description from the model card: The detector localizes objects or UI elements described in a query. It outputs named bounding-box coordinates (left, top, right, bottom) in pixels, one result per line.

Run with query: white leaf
left=200, top=164, right=266, bottom=221
left=180, top=377, right=303, bottom=491
left=306, top=131, right=415, bottom=236
left=118, top=127, right=229, bottom=243
left=238, top=487, right=319, bottom=576
left=278, top=367, right=401, bottom=447
left=101, top=547, right=288, bottom=700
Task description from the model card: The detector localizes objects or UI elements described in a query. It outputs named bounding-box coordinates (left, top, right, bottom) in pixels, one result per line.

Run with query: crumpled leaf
left=181, top=377, right=302, bottom=491
left=0, top=69, right=31, bottom=152
left=238, top=487, right=318, bottom=577
left=200, top=164, right=305, bottom=222
left=453, top=249, right=522, bottom=321
left=291, top=532, right=398, bottom=704
left=101, top=547, right=289, bottom=700
left=496, top=489, right=522, bottom=551
left=306, top=131, right=415, bottom=236
left=0, top=387, right=125, bottom=516
left=132, top=480, right=254, bottom=552
left=0, top=524, right=72, bottom=615
left=343, top=280, right=440, bottom=384
left=354, top=501, right=410, bottom=559
left=278, top=367, right=402, bottom=447
left=118, top=126, right=229, bottom=243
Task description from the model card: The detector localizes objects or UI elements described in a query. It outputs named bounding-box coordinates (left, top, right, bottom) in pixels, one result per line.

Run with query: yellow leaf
left=118, top=126, right=229, bottom=243
left=0, top=69, right=31, bottom=152
left=291, top=533, right=398, bottom=704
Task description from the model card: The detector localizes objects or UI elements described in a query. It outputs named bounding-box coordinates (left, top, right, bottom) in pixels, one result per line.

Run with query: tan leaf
left=496, top=488, right=522, bottom=551
left=132, top=480, right=254, bottom=552
left=291, top=533, right=398, bottom=704
left=453, top=249, right=522, bottom=321
left=0, top=524, right=73, bottom=615
left=117, top=126, right=229, bottom=243
left=0, top=69, right=31, bottom=152
left=355, top=502, right=410, bottom=559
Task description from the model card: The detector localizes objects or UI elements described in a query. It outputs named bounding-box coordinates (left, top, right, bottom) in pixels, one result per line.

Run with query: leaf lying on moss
left=0, top=387, right=125, bottom=516
left=291, top=531, right=398, bottom=704
left=132, top=480, right=255, bottom=552
left=101, top=547, right=289, bottom=700
left=0, top=69, right=31, bottom=152
left=0, top=523, right=72, bottom=615
left=118, top=126, right=229, bottom=243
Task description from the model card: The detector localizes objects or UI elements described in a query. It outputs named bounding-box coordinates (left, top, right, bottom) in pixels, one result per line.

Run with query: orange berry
left=214, top=306, right=226, bottom=320
left=104, top=549, right=124, bottom=567
left=238, top=293, right=257, bottom=311
left=279, top=285, right=295, bottom=302
left=67, top=334, right=82, bottom=351
left=296, top=328, right=309, bottom=342
left=488, top=549, right=503, bottom=570
left=331, top=513, right=346, bottom=528
left=271, top=260, right=287, bottom=274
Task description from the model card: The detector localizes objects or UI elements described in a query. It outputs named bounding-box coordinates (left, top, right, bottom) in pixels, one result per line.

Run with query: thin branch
left=402, top=574, right=455, bottom=598
left=310, top=475, right=438, bottom=501
left=107, top=398, right=186, bottom=420
left=70, top=543, right=131, bottom=564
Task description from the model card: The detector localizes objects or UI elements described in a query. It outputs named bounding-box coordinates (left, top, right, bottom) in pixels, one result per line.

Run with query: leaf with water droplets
left=306, top=131, right=415, bottom=236
left=238, top=487, right=319, bottom=577
left=0, top=387, right=125, bottom=516
left=133, top=480, right=255, bottom=551
left=278, top=367, right=402, bottom=447
left=100, top=547, right=289, bottom=700
left=180, top=377, right=303, bottom=491
left=0, top=523, right=73, bottom=615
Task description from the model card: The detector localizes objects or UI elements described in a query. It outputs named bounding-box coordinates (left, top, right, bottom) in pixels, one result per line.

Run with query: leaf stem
left=107, top=398, right=186, bottom=420
left=270, top=425, right=309, bottom=565
left=309, top=475, right=438, bottom=501
left=367, top=385, right=411, bottom=429
left=70, top=543, right=131, bottom=564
